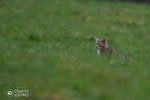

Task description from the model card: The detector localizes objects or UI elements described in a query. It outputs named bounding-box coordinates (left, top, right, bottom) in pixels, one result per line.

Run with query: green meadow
left=0, top=0, right=150, bottom=100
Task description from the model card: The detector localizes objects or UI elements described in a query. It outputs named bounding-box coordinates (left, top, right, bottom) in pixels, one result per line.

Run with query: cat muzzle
left=96, top=45, right=99, bottom=49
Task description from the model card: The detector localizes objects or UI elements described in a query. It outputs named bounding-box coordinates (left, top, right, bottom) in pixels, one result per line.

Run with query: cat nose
left=96, top=45, right=98, bottom=49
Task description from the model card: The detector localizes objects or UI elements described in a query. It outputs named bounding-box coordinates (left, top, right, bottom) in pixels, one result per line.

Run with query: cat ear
left=101, top=38, right=107, bottom=44
left=95, top=37, right=99, bottom=41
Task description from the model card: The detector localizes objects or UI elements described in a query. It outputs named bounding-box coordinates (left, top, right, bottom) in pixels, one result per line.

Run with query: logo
left=3, top=86, right=29, bottom=97
left=7, top=91, right=13, bottom=96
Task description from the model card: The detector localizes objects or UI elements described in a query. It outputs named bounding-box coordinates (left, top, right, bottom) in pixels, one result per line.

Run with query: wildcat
left=95, top=37, right=132, bottom=61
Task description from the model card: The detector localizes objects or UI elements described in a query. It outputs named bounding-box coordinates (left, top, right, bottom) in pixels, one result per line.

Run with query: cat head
left=95, top=37, right=107, bottom=50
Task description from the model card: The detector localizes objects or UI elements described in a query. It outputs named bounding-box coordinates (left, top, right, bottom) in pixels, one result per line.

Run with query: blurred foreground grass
left=0, top=0, right=150, bottom=100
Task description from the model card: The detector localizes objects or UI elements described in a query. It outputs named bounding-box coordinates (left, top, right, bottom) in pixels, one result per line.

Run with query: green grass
left=0, top=0, right=150, bottom=100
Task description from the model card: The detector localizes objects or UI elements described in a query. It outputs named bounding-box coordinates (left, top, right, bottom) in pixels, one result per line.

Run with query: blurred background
left=0, top=0, right=150, bottom=100
left=95, top=0, right=150, bottom=3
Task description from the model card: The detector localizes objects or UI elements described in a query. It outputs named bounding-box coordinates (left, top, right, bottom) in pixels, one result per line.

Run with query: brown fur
left=95, top=37, right=131, bottom=61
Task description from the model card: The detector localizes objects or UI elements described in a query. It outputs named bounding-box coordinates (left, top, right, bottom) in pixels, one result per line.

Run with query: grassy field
left=0, top=0, right=150, bottom=100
